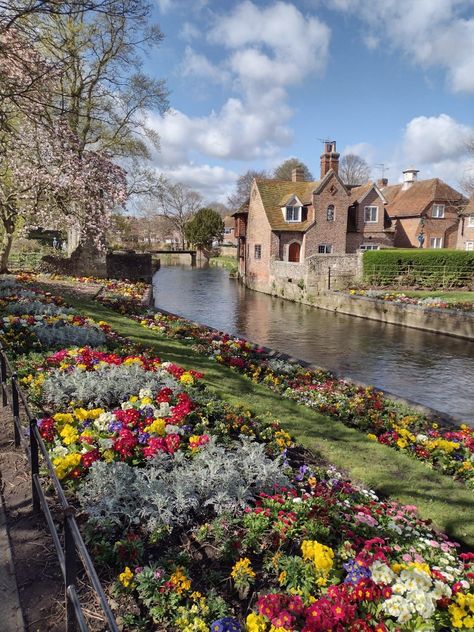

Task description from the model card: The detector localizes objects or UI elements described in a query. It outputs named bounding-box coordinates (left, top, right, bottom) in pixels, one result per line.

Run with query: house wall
left=244, top=183, right=274, bottom=291
left=305, top=174, right=350, bottom=256
left=393, top=202, right=460, bottom=248
left=278, top=232, right=304, bottom=261
left=457, top=215, right=474, bottom=250
left=394, top=218, right=423, bottom=248
left=346, top=190, right=394, bottom=251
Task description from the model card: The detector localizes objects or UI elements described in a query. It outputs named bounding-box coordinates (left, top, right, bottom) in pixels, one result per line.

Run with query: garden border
left=0, top=345, right=118, bottom=632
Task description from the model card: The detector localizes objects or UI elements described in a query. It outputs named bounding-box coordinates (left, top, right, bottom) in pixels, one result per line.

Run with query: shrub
left=363, top=249, right=474, bottom=288
left=5, top=300, right=72, bottom=316
left=40, top=362, right=179, bottom=408
left=33, top=323, right=106, bottom=348
left=78, top=438, right=290, bottom=535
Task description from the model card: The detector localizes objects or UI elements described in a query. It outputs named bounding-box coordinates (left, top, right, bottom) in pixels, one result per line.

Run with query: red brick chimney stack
left=320, top=140, right=340, bottom=178
left=292, top=166, right=305, bottom=182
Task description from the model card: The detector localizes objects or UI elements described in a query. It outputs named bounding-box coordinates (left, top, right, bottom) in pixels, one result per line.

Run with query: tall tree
left=272, top=158, right=313, bottom=181
left=227, top=169, right=269, bottom=211
left=339, top=154, right=371, bottom=186
left=185, top=207, right=224, bottom=258
left=158, top=182, right=202, bottom=249
left=460, top=135, right=474, bottom=196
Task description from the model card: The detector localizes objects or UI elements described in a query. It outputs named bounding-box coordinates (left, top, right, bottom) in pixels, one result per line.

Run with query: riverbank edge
left=316, top=291, right=474, bottom=341
left=144, top=284, right=465, bottom=430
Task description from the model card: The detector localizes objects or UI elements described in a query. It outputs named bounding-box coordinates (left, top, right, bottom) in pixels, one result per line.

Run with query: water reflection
left=153, top=265, right=474, bottom=423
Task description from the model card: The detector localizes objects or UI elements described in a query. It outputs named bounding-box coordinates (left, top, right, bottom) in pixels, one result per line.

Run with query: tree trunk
left=0, top=218, right=15, bottom=273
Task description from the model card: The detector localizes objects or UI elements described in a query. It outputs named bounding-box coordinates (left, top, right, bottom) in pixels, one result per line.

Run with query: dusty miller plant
left=78, top=438, right=290, bottom=534
left=6, top=300, right=73, bottom=316
left=32, top=323, right=106, bottom=348
left=40, top=363, right=179, bottom=408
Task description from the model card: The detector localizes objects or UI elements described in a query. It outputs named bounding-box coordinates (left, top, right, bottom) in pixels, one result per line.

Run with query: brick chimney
left=292, top=166, right=305, bottom=182
left=320, top=140, right=340, bottom=178
left=377, top=178, right=388, bottom=188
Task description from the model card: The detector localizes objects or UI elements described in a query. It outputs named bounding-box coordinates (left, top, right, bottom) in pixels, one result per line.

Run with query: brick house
left=457, top=196, right=474, bottom=251
left=381, top=171, right=466, bottom=249
left=234, top=141, right=394, bottom=285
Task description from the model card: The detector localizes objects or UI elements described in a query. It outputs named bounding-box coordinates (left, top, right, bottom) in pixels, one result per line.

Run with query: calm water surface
left=153, top=265, right=474, bottom=424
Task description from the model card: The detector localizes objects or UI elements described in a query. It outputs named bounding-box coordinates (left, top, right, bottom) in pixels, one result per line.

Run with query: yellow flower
left=144, top=418, right=166, bottom=435
left=367, top=433, right=377, bottom=441
left=231, top=557, right=256, bottom=580
left=53, top=412, right=74, bottom=426
left=278, top=570, right=287, bottom=585
left=170, top=567, right=191, bottom=594
left=246, top=613, right=268, bottom=632
left=301, top=540, right=334, bottom=574
left=180, top=372, right=194, bottom=386
left=60, top=424, right=79, bottom=446
left=118, top=566, right=133, bottom=587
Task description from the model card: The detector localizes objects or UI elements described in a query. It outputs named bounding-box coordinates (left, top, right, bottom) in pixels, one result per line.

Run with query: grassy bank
left=60, top=291, right=474, bottom=548
left=403, top=290, right=474, bottom=302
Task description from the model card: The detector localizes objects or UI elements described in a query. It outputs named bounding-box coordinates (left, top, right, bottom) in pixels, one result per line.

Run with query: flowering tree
left=0, top=118, right=126, bottom=271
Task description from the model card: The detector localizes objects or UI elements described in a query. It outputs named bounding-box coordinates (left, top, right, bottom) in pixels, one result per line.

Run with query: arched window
left=327, top=205, right=335, bottom=222
left=288, top=241, right=301, bottom=262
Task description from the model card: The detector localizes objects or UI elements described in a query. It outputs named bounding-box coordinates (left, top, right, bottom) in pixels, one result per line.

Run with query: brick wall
left=346, top=189, right=394, bottom=251
left=305, top=173, right=350, bottom=256
left=457, top=215, right=474, bottom=250
left=245, top=182, right=274, bottom=290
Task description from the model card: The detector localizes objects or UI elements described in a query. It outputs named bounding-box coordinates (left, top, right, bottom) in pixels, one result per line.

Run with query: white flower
left=51, top=444, right=69, bottom=458
left=94, top=411, right=114, bottom=431
left=371, top=561, right=396, bottom=585
left=382, top=595, right=413, bottom=623
left=406, top=589, right=435, bottom=619
left=432, top=580, right=451, bottom=600
left=121, top=401, right=133, bottom=410
left=138, top=388, right=153, bottom=399
left=158, top=402, right=171, bottom=417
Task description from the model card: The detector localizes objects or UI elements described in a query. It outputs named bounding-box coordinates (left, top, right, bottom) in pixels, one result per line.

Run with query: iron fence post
left=12, top=375, right=21, bottom=448
left=29, top=419, right=40, bottom=512
left=0, top=349, right=7, bottom=406
left=327, top=266, right=331, bottom=290
left=65, top=512, right=78, bottom=632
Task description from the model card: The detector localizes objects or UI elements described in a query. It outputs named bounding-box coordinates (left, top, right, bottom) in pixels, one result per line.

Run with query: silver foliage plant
left=32, top=323, right=106, bottom=348
left=78, top=438, right=290, bottom=533
left=5, top=300, right=73, bottom=316
left=40, top=363, right=179, bottom=408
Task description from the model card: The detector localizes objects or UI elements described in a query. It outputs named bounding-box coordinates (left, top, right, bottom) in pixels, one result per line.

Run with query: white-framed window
left=254, top=244, right=262, bottom=259
left=432, top=204, right=445, bottom=218
left=430, top=237, right=443, bottom=248
left=285, top=205, right=302, bottom=222
left=465, top=241, right=474, bottom=251
left=224, top=227, right=233, bottom=234
left=318, top=244, right=332, bottom=254
left=468, top=215, right=474, bottom=228
left=326, top=205, right=335, bottom=222
left=360, top=244, right=380, bottom=251
left=364, top=206, right=378, bottom=223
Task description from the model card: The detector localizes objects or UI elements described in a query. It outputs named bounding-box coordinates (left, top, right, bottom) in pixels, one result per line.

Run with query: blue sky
left=142, top=0, right=474, bottom=202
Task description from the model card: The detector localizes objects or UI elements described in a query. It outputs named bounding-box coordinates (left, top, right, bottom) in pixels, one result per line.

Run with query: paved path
left=0, top=485, right=25, bottom=631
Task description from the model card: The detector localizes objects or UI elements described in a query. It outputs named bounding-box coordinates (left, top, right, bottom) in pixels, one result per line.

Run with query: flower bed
left=3, top=276, right=474, bottom=631
left=95, top=293, right=474, bottom=489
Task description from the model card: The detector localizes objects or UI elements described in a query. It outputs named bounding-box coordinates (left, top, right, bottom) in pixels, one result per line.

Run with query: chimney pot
left=320, top=140, right=340, bottom=179
left=377, top=178, right=388, bottom=188
left=292, top=166, right=305, bottom=182
left=402, top=168, right=419, bottom=190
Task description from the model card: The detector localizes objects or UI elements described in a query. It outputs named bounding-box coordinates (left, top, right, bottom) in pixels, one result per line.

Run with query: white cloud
left=403, top=114, right=473, bottom=164
left=341, top=142, right=377, bottom=165
left=150, top=2, right=331, bottom=172
left=161, top=163, right=239, bottom=202
left=155, top=0, right=173, bottom=13
left=330, top=0, right=474, bottom=93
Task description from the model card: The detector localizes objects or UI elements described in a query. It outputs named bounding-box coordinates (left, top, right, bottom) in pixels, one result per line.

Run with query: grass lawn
left=61, top=292, right=474, bottom=548
left=403, top=290, right=474, bottom=302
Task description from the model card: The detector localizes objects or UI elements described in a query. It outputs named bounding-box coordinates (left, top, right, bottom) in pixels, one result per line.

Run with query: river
left=153, top=265, right=474, bottom=424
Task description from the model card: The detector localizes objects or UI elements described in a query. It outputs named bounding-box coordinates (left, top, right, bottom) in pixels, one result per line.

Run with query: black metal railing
left=0, top=345, right=118, bottom=632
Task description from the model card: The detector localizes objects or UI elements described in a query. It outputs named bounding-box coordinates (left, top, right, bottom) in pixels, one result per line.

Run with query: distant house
left=233, top=141, right=395, bottom=286
left=457, top=196, right=474, bottom=251
left=222, top=215, right=238, bottom=245
left=381, top=172, right=466, bottom=249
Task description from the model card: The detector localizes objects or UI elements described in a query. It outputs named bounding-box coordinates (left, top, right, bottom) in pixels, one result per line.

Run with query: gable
left=254, top=179, right=319, bottom=231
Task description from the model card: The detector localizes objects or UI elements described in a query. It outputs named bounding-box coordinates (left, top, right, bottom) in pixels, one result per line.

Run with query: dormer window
left=432, top=204, right=445, bottom=218
left=285, top=205, right=302, bottom=222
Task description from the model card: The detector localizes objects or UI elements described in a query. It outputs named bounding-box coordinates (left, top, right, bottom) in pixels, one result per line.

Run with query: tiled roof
left=255, top=179, right=319, bottom=231
left=383, top=178, right=465, bottom=218
left=349, top=183, right=373, bottom=204
left=231, top=198, right=249, bottom=217
left=462, top=195, right=474, bottom=215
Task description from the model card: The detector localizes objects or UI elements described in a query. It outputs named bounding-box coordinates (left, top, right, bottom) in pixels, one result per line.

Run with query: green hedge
left=363, top=249, right=474, bottom=288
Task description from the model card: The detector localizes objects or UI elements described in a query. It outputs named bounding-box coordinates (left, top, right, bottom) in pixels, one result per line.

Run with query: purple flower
left=108, top=420, right=123, bottom=432
left=138, top=432, right=150, bottom=444
left=295, top=464, right=309, bottom=481
left=210, top=618, right=242, bottom=632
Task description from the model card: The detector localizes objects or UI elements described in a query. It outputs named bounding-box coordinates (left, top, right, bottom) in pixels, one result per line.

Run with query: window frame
left=326, top=205, right=335, bottom=222
left=359, top=244, right=380, bottom=251
left=254, top=244, right=262, bottom=259
left=318, top=244, right=332, bottom=254
left=467, top=215, right=474, bottom=228
left=430, top=237, right=443, bottom=249
left=285, top=205, right=302, bottom=223
left=432, top=204, right=445, bottom=218
left=364, top=206, right=378, bottom=223
left=465, top=241, right=474, bottom=251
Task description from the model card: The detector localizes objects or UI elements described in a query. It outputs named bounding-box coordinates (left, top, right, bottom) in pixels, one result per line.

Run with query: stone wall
left=315, top=292, right=474, bottom=340
left=106, top=251, right=153, bottom=280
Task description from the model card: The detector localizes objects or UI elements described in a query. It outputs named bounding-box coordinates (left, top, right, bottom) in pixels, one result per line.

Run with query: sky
left=142, top=0, right=474, bottom=203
